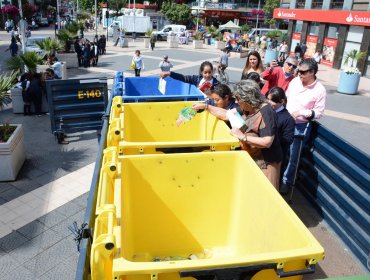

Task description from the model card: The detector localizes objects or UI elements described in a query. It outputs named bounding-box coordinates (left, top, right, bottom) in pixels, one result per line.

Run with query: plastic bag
left=130, top=59, right=135, bottom=69
left=176, top=106, right=197, bottom=126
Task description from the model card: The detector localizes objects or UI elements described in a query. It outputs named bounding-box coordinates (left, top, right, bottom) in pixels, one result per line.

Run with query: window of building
left=296, top=0, right=305, bottom=8
left=312, top=0, right=323, bottom=9
left=294, top=21, right=303, bottom=33
left=330, top=0, right=344, bottom=9
left=327, top=24, right=339, bottom=39
left=309, top=22, right=320, bottom=36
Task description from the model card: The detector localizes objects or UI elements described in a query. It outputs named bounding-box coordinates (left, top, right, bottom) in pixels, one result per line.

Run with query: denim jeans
left=282, top=122, right=312, bottom=186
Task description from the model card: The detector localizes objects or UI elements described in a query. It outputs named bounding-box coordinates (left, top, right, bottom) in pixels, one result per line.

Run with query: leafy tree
left=241, top=24, right=250, bottom=33
left=109, top=0, right=127, bottom=14
left=75, top=0, right=104, bottom=13
left=263, top=0, right=280, bottom=27
left=161, top=1, right=190, bottom=25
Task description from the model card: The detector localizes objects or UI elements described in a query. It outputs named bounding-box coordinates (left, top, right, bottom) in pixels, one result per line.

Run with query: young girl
left=192, top=83, right=239, bottom=128
left=241, top=51, right=264, bottom=79
left=132, top=50, right=144, bottom=77
left=160, top=61, right=218, bottom=93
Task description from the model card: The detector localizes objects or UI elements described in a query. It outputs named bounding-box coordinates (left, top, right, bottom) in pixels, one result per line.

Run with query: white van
left=152, top=25, right=186, bottom=40
left=248, top=28, right=277, bottom=37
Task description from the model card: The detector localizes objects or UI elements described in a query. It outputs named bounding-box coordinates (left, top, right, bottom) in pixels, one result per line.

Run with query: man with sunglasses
left=261, top=57, right=298, bottom=95
left=280, top=58, right=327, bottom=195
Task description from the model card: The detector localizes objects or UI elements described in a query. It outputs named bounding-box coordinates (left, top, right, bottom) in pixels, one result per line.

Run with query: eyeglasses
left=297, top=69, right=313, bottom=75
left=286, top=62, right=297, bottom=69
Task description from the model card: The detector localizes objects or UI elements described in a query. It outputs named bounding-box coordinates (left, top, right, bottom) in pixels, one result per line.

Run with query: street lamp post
left=17, top=0, right=26, bottom=54
left=95, top=0, right=98, bottom=36
left=255, top=0, right=261, bottom=30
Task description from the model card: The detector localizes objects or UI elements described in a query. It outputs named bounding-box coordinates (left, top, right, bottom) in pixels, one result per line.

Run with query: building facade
left=190, top=0, right=273, bottom=28
left=274, top=0, right=370, bottom=77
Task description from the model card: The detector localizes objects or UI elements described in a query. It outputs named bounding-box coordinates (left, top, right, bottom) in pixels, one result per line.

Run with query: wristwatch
left=240, top=135, right=247, bottom=142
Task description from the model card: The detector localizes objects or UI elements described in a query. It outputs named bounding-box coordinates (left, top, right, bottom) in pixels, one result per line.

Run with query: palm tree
left=56, top=29, right=76, bottom=52
left=6, top=51, right=44, bottom=76
left=36, top=38, right=63, bottom=58
left=343, top=49, right=366, bottom=68
left=0, top=72, right=18, bottom=110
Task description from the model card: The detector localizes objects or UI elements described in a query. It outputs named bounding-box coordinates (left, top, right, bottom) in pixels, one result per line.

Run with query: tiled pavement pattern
left=0, top=193, right=87, bottom=279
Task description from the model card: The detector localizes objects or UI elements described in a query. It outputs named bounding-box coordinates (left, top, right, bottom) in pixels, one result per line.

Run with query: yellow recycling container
left=90, top=151, right=325, bottom=280
left=119, top=101, right=240, bottom=154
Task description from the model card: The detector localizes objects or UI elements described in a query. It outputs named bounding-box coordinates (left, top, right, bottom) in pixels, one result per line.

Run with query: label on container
left=158, top=78, right=166, bottom=95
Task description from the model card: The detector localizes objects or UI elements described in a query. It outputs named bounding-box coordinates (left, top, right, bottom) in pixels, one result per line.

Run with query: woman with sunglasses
left=280, top=58, right=327, bottom=194
left=261, top=56, right=298, bottom=95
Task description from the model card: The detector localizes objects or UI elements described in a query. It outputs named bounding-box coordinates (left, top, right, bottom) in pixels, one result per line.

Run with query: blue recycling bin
left=112, top=82, right=124, bottom=97
left=122, top=76, right=204, bottom=102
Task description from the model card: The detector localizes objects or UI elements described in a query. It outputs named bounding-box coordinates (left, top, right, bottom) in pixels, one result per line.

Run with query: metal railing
left=191, top=1, right=259, bottom=9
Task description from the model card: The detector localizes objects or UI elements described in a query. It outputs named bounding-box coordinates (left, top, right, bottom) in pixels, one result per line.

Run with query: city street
left=0, top=26, right=369, bottom=279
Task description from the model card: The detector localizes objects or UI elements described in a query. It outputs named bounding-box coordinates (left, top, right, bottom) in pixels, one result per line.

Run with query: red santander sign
left=273, top=9, right=370, bottom=27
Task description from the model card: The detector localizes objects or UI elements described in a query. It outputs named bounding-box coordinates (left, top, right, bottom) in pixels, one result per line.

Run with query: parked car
left=38, top=18, right=49, bottom=27
left=25, top=36, right=50, bottom=57
left=152, top=25, right=186, bottom=41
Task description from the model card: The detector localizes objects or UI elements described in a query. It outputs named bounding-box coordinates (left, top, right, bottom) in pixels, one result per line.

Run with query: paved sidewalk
left=0, top=30, right=369, bottom=279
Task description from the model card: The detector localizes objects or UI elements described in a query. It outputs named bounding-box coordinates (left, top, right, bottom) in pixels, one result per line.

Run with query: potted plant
left=214, top=32, right=225, bottom=50
left=6, top=52, right=48, bottom=114
left=36, top=38, right=63, bottom=73
left=337, top=49, right=366, bottom=95
left=193, top=31, right=203, bottom=49
left=144, top=29, right=153, bottom=48
left=168, top=33, right=178, bottom=48
left=0, top=72, right=26, bottom=181
left=56, top=25, right=79, bottom=68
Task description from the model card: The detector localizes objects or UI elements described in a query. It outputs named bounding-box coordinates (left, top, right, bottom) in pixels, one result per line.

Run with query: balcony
left=191, top=1, right=260, bottom=11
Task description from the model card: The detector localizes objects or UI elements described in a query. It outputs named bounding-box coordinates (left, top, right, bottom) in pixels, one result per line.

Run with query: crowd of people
left=74, top=35, right=107, bottom=68
left=159, top=54, right=327, bottom=195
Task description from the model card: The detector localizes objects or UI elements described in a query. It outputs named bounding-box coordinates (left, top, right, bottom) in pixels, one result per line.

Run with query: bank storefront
left=273, top=9, right=370, bottom=77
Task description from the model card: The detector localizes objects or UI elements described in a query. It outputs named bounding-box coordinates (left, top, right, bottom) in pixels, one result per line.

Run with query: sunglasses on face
left=286, top=62, right=297, bottom=69
left=297, top=69, right=313, bottom=75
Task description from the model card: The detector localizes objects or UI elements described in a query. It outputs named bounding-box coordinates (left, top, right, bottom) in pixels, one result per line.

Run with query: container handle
left=275, top=263, right=315, bottom=278
left=180, top=263, right=276, bottom=280
left=156, top=146, right=211, bottom=154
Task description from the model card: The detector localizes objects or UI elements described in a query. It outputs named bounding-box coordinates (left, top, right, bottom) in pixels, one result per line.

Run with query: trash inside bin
left=90, top=151, right=325, bottom=279
left=118, top=101, right=240, bottom=154
left=123, top=76, right=204, bottom=102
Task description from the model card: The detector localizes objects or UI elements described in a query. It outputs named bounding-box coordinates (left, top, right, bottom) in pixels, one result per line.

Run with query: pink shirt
left=286, top=77, right=326, bottom=124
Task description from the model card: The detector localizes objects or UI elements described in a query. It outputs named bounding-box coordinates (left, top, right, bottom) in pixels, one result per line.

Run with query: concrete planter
left=193, top=40, right=203, bottom=49
left=215, top=41, right=225, bottom=50
left=0, top=124, right=26, bottom=181
left=168, top=38, right=178, bottom=48
left=144, top=38, right=150, bottom=48
left=37, top=64, right=49, bottom=73
left=337, top=71, right=361, bottom=95
left=56, top=52, right=78, bottom=68
left=37, top=62, right=67, bottom=79
left=11, top=88, right=49, bottom=114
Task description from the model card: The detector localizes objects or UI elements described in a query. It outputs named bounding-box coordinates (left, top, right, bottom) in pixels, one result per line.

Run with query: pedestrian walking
left=159, top=55, right=173, bottom=72
left=5, top=37, right=19, bottom=57
left=120, top=30, right=126, bottom=48
left=301, top=42, right=307, bottom=58
left=294, top=43, right=302, bottom=60
left=150, top=35, right=156, bottom=51
left=132, top=50, right=144, bottom=77
left=113, top=28, right=121, bottom=47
